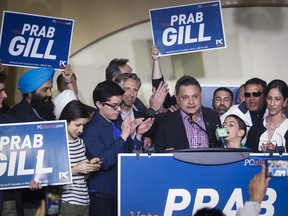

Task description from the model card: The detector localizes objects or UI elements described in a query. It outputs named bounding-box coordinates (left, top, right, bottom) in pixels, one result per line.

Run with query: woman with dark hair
left=246, top=79, right=288, bottom=153
left=58, top=100, right=102, bottom=216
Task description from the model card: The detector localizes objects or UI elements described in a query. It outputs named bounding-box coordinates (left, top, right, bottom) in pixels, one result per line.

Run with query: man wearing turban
left=8, top=67, right=56, bottom=215
left=9, top=67, right=56, bottom=122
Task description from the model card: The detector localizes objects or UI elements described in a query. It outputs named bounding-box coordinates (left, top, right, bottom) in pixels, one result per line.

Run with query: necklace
left=265, top=124, right=280, bottom=130
left=265, top=116, right=283, bottom=131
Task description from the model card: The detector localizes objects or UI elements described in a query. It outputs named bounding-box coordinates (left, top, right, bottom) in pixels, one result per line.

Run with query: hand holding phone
left=249, top=165, right=270, bottom=203
left=266, top=159, right=288, bottom=177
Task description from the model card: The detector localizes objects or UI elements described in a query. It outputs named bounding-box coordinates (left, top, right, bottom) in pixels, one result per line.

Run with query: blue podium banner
left=149, top=1, right=226, bottom=56
left=0, top=11, right=74, bottom=70
left=0, top=121, right=72, bottom=190
left=119, top=153, right=288, bottom=216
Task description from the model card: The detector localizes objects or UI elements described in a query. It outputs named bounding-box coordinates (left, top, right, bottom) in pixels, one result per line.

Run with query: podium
left=118, top=151, right=288, bottom=216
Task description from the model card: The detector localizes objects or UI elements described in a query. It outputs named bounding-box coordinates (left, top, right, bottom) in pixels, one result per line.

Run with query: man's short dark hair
left=194, top=207, right=225, bottom=216
left=0, top=71, right=6, bottom=83
left=114, top=73, right=141, bottom=89
left=213, top=87, right=234, bottom=99
left=105, top=58, right=129, bottom=81
left=175, top=75, right=201, bottom=95
left=244, top=77, right=267, bottom=91
left=226, top=114, right=247, bottom=140
left=93, top=81, right=125, bottom=105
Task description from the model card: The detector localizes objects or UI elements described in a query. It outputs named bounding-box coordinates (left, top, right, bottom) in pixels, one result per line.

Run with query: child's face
left=223, top=116, right=241, bottom=140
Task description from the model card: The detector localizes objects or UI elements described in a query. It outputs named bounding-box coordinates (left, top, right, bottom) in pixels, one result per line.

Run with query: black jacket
left=8, top=99, right=43, bottom=122
left=153, top=107, right=221, bottom=152
left=7, top=99, right=51, bottom=209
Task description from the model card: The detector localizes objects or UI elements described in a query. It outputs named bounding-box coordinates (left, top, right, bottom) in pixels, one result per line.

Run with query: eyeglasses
left=103, top=102, right=123, bottom=110
left=244, top=92, right=263, bottom=98
left=123, top=87, right=139, bottom=94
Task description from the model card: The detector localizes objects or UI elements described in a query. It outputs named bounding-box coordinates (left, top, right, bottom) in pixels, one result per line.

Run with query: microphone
left=188, top=113, right=213, bottom=147
left=215, top=125, right=228, bottom=148
left=188, top=113, right=194, bottom=124
left=188, top=113, right=208, bottom=135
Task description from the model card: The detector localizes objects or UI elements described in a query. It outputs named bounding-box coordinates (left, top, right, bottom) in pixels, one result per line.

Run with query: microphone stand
left=268, top=148, right=274, bottom=158
left=188, top=113, right=209, bottom=136
left=188, top=113, right=213, bottom=148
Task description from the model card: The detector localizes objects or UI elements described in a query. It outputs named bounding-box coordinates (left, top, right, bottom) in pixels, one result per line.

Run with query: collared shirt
left=121, top=109, right=136, bottom=139
left=180, top=109, right=209, bottom=148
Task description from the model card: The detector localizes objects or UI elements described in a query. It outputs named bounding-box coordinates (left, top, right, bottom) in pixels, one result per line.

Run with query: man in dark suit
left=114, top=73, right=154, bottom=148
left=153, top=75, right=222, bottom=152
left=105, top=58, right=167, bottom=117
left=8, top=67, right=56, bottom=215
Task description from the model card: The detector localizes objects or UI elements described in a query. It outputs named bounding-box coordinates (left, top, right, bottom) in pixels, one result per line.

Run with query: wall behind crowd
left=1, top=0, right=288, bottom=107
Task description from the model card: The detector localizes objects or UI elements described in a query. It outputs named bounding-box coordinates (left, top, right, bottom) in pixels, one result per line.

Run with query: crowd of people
left=0, top=44, right=287, bottom=216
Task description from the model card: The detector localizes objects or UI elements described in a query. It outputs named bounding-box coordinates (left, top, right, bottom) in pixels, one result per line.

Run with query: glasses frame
left=103, top=102, right=123, bottom=110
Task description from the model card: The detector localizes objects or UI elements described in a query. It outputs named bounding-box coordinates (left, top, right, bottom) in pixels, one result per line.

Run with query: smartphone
left=266, top=159, right=288, bottom=177
left=45, top=186, right=61, bottom=215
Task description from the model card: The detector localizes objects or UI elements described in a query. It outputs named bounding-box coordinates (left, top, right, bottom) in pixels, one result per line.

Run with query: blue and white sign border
left=0, top=120, right=72, bottom=190
left=118, top=153, right=288, bottom=216
left=0, top=10, right=74, bottom=70
left=149, top=1, right=226, bottom=56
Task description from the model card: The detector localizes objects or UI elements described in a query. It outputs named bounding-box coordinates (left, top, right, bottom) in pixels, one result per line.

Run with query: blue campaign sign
left=119, top=153, right=288, bottom=216
left=0, top=121, right=72, bottom=190
left=149, top=1, right=226, bottom=56
left=0, top=11, right=74, bottom=70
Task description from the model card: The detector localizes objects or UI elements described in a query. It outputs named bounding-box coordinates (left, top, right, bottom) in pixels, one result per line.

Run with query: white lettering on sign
left=162, top=12, right=211, bottom=46
left=244, top=158, right=265, bottom=166
left=163, top=188, right=277, bottom=216
left=163, top=189, right=191, bottom=216
left=8, top=23, right=57, bottom=59
left=0, top=150, right=53, bottom=176
left=170, top=12, right=204, bottom=26
left=192, top=188, right=219, bottom=214
left=162, top=23, right=211, bottom=46
left=0, top=134, right=44, bottom=150
left=21, top=24, right=55, bottom=38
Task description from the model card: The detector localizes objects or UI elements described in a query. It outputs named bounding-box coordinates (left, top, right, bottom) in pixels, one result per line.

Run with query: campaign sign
left=0, top=11, right=74, bottom=69
left=0, top=121, right=72, bottom=190
left=119, top=153, right=288, bottom=216
left=149, top=1, right=226, bottom=56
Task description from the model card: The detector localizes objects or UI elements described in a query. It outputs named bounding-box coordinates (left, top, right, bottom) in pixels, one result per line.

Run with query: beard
left=215, top=105, right=227, bottom=115
left=30, top=93, right=56, bottom=120
left=123, top=96, right=135, bottom=108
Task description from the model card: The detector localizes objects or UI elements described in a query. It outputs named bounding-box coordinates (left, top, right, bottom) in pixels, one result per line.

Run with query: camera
left=266, top=159, right=288, bottom=178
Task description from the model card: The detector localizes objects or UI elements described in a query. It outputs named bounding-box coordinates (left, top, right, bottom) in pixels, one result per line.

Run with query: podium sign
left=119, top=153, right=288, bottom=216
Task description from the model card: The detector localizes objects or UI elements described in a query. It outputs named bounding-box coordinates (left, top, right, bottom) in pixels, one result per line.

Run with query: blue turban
left=18, top=68, right=55, bottom=93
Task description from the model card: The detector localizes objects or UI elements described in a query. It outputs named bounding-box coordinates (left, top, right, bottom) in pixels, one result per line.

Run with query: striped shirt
left=61, top=138, right=90, bottom=205
left=180, top=109, right=209, bottom=148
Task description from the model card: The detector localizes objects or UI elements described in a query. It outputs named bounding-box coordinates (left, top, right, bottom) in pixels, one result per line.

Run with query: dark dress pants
left=89, top=192, right=117, bottom=216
